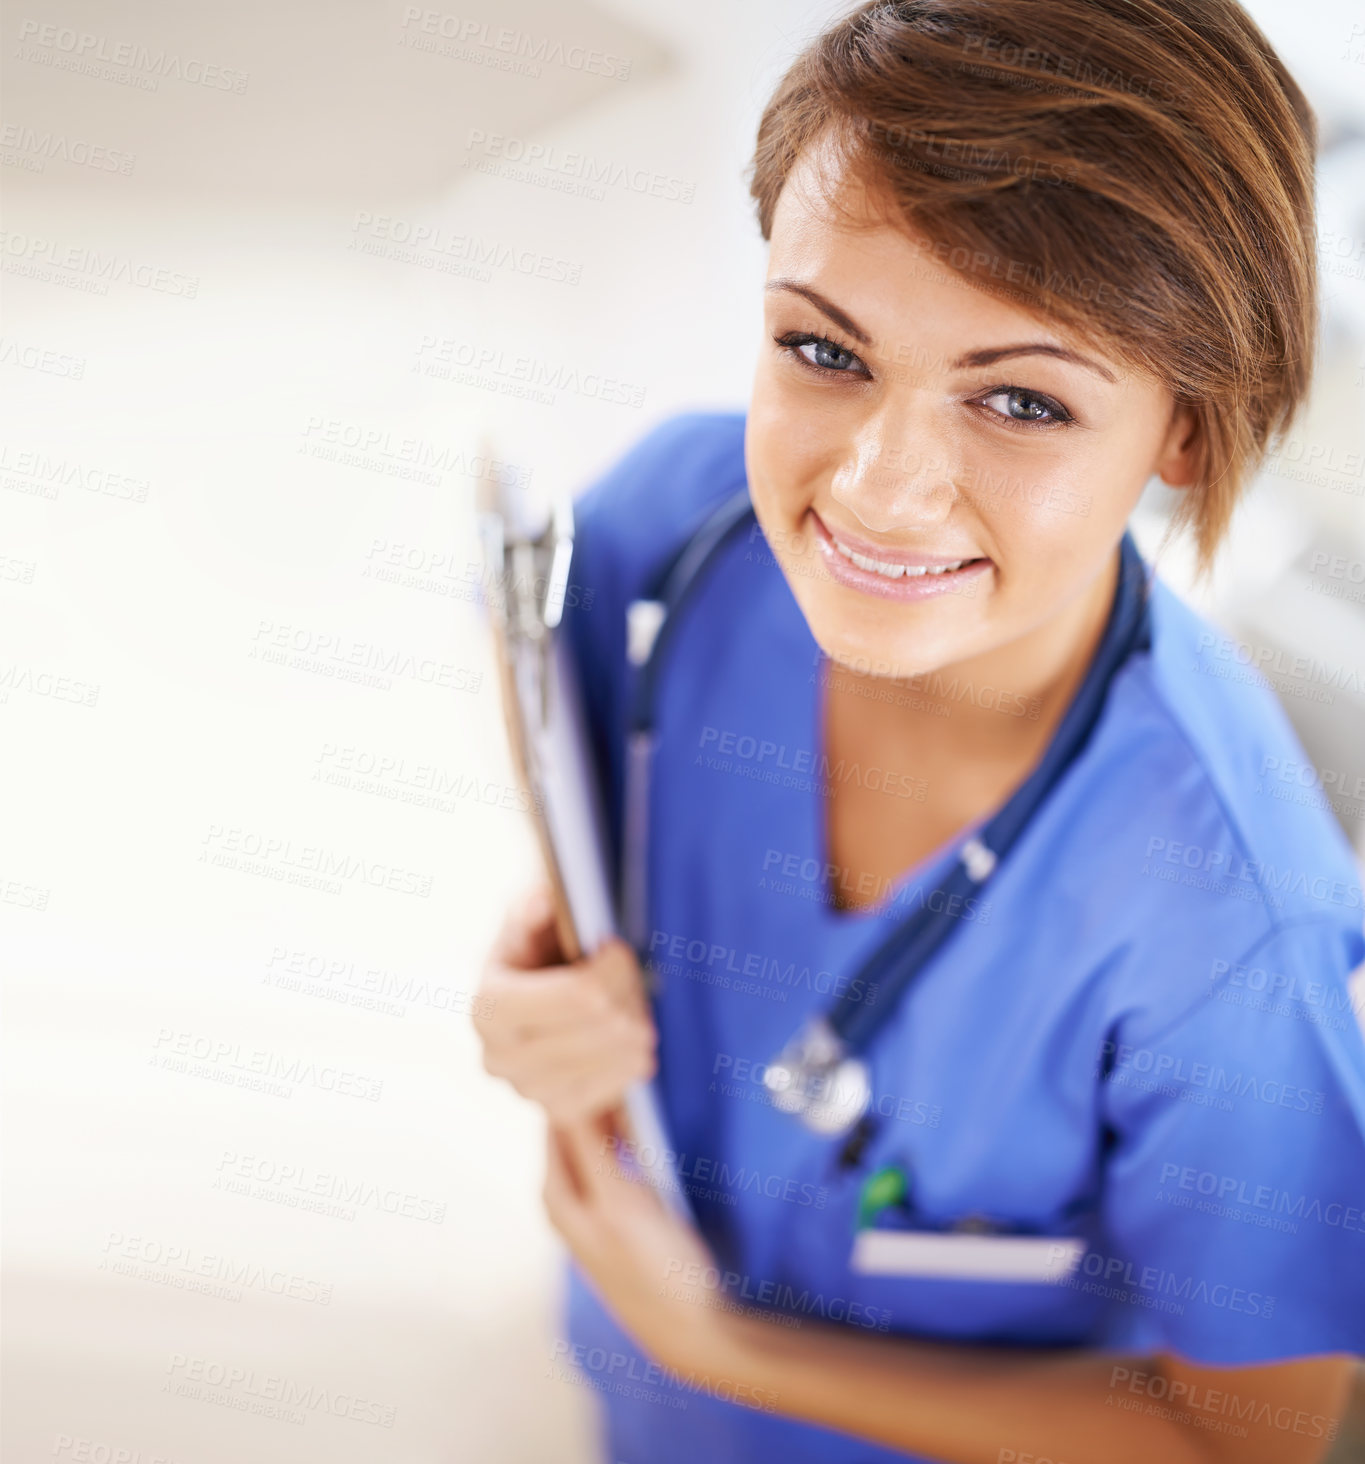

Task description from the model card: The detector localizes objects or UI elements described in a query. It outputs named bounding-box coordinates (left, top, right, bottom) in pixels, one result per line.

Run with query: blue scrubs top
left=558, top=412, right=1365, bottom=1464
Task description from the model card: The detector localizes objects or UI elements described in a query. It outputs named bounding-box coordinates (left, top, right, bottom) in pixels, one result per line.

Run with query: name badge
left=849, top=1230, right=1084, bottom=1283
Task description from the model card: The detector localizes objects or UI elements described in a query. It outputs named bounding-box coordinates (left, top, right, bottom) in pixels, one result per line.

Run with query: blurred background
left=2, top=1, right=1363, bottom=1460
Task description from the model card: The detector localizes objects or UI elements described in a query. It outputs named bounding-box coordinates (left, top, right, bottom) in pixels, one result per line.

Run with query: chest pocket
left=749, top=1102, right=1107, bottom=1347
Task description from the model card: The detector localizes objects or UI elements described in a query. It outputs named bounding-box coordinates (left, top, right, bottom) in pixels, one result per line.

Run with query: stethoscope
left=617, top=486, right=1153, bottom=1146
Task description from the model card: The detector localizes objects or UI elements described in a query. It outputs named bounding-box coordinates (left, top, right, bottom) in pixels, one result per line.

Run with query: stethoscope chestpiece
left=763, top=1016, right=872, bottom=1136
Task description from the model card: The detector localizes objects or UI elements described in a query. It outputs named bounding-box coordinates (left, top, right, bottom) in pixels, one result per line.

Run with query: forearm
left=712, top=1314, right=1209, bottom=1464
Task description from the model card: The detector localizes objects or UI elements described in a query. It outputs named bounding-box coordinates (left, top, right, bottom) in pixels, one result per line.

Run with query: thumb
left=590, top=937, right=651, bottom=1017
left=491, top=882, right=563, bottom=970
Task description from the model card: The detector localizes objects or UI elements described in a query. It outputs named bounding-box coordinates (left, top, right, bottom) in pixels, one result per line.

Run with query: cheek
left=745, top=394, right=824, bottom=526
left=963, top=435, right=1132, bottom=574
left=990, top=500, right=1087, bottom=568
left=971, top=506, right=1100, bottom=623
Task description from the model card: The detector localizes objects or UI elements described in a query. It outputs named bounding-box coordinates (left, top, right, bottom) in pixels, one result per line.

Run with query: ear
left=1155, top=400, right=1200, bottom=489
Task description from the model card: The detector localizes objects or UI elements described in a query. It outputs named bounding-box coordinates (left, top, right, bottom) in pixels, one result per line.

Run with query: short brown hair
left=747, top=0, right=1319, bottom=573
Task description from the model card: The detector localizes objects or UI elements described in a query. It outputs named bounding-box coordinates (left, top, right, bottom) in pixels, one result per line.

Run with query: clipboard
left=475, top=449, right=693, bottom=1222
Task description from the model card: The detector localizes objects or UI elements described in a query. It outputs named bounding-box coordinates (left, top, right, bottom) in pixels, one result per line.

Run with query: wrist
left=667, top=1292, right=774, bottom=1383
left=707, top=1312, right=786, bottom=1416
left=647, top=1269, right=742, bottom=1374
left=653, top=1307, right=783, bottom=1418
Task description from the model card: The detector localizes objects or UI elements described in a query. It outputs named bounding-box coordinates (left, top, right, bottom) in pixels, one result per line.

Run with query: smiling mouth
left=827, top=536, right=981, bottom=580
left=819, top=518, right=989, bottom=579
left=805, top=511, right=993, bottom=601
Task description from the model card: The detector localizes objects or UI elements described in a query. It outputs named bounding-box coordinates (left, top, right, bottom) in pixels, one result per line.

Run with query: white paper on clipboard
left=477, top=462, right=692, bottom=1222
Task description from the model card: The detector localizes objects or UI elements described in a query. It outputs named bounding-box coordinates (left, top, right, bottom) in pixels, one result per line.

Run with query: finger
left=476, top=964, right=617, bottom=1037
left=518, top=1054, right=656, bottom=1118
left=592, top=1108, right=680, bottom=1216
left=604, top=1100, right=636, bottom=1149
left=583, top=1108, right=650, bottom=1204
left=541, top=1124, right=580, bottom=1236
left=589, top=938, right=652, bottom=1019
left=484, top=935, right=649, bottom=1029
left=488, top=883, right=562, bottom=970
left=522, top=1054, right=657, bottom=1125
left=554, top=1112, right=614, bottom=1203
left=498, top=1011, right=655, bottom=1080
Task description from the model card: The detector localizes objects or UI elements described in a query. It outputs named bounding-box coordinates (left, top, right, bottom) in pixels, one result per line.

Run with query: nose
left=829, top=411, right=958, bottom=534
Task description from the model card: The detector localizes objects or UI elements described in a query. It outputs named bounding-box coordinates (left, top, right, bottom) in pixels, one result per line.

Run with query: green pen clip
left=855, top=1164, right=909, bottom=1232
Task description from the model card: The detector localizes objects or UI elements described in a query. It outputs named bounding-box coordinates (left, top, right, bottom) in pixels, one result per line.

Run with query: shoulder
left=570, top=409, right=749, bottom=604
left=1138, top=576, right=1362, bottom=927
left=1047, top=573, right=1364, bottom=1039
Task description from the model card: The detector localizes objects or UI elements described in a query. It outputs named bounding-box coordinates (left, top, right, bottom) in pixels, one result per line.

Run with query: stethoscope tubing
left=616, top=491, right=1152, bottom=1120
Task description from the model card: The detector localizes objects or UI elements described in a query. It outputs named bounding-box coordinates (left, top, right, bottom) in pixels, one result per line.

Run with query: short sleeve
left=1092, top=915, right=1365, bottom=1363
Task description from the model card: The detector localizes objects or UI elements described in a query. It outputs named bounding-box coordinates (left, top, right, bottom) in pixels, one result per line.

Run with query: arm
left=545, top=1115, right=1356, bottom=1464
left=712, top=1310, right=1354, bottom=1464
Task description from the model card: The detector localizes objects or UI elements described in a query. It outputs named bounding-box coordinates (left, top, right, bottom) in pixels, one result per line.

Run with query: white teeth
left=832, top=537, right=968, bottom=579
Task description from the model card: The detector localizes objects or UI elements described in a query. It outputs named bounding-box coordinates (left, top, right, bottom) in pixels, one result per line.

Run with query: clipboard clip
left=477, top=489, right=575, bottom=729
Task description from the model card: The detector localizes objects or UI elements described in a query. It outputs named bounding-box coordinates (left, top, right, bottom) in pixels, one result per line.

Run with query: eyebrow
left=956, top=344, right=1117, bottom=384
left=764, top=278, right=1118, bottom=383
left=765, top=279, right=872, bottom=344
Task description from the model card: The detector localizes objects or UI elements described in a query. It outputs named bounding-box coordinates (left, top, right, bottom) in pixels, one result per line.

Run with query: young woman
left=475, top=2, right=1365, bottom=1460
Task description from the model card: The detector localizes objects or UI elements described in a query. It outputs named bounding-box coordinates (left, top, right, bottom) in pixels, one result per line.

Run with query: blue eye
left=979, top=388, right=1073, bottom=427
left=775, top=331, right=868, bottom=377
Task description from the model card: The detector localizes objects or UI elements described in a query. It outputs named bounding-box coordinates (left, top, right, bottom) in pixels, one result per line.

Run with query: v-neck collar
left=803, top=645, right=980, bottom=928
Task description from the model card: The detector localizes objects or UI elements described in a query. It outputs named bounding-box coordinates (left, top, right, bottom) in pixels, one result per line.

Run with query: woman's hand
left=542, top=1108, right=733, bottom=1378
left=473, top=884, right=658, bottom=1124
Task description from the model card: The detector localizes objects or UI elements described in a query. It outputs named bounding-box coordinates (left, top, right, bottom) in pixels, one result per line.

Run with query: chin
left=813, top=625, right=955, bottom=682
